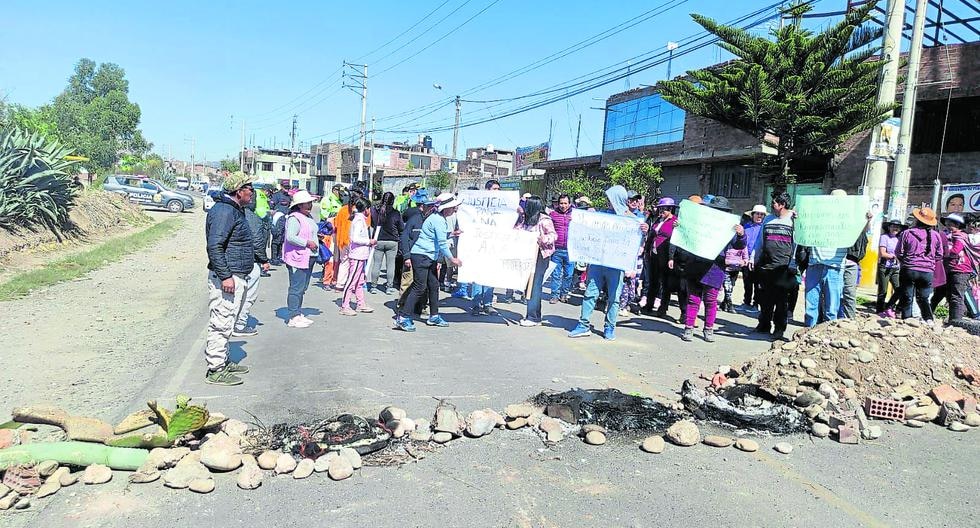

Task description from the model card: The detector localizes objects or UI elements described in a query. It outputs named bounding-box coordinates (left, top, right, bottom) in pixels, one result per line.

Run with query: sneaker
left=754, top=324, right=770, bottom=334
left=560, top=296, right=570, bottom=303
left=299, top=314, right=315, bottom=325
left=772, top=329, right=786, bottom=341
left=568, top=323, right=591, bottom=338
left=681, top=327, right=694, bottom=341
left=368, top=284, right=377, bottom=294
left=884, top=309, right=896, bottom=319
left=471, top=306, right=486, bottom=316
left=357, top=305, right=374, bottom=313
left=205, top=366, right=243, bottom=386
left=703, top=328, right=715, bottom=342
left=549, top=297, right=560, bottom=304
left=603, top=326, right=616, bottom=341
left=618, top=308, right=631, bottom=318
left=482, top=306, right=497, bottom=315
left=287, top=316, right=312, bottom=328
left=395, top=316, right=416, bottom=332
left=519, top=319, right=541, bottom=327
left=426, top=315, right=449, bottom=327
left=232, top=326, right=258, bottom=337
left=226, top=362, right=250, bottom=374
left=339, top=307, right=357, bottom=316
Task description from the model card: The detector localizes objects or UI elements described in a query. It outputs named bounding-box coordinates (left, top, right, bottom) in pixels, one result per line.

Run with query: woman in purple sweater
left=895, top=207, right=944, bottom=321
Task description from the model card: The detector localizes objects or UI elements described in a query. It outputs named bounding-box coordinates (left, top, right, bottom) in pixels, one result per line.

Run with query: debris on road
left=530, top=388, right=684, bottom=433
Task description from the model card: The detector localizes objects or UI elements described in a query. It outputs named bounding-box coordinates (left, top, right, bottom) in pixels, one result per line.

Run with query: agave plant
left=0, top=125, right=80, bottom=229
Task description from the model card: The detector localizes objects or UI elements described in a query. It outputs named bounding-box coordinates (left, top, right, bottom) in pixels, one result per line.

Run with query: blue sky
left=1, top=0, right=839, bottom=163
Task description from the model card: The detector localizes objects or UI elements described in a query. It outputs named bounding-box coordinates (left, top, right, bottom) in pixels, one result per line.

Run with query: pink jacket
left=520, top=214, right=556, bottom=258
left=348, top=212, right=372, bottom=261
left=282, top=212, right=315, bottom=269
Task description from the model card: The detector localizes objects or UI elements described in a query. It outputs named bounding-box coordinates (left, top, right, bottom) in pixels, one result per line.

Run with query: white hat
left=522, top=192, right=532, bottom=199
left=438, top=197, right=462, bottom=212
left=435, top=192, right=455, bottom=203
left=289, top=190, right=316, bottom=208
left=745, top=204, right=767, bottom=215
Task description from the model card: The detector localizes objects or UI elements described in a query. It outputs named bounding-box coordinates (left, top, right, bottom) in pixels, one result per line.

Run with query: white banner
left=567, top=209, right=643, bottom=271
left=456, top=190, right=520, bottom=231
left=457, top=225, right=538, bottom=290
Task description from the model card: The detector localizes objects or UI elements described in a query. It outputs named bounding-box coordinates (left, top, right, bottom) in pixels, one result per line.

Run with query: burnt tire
left=950, top=318, right=980, bottom=336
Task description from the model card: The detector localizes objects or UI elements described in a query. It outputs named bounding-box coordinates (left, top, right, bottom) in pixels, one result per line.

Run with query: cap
left=706, top=195, right=732, bottom=212
left=222, top=171, right=254, bottom=192
left=627, top=190, right=642, bottom=200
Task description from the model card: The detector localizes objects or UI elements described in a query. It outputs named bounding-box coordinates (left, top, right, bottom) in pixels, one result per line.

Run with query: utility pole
left=343, top=61, right=368, bottom=186
left=859, top=0, right=904, bottom=288
left=239, top=120, right=246, bottom=174
left=452, top=95, right=461, bottom=161
left=290, top=114, right=298, bottom=153
left=369, top=117, right=376, bottom=198
left=888, top=0, right=929, bottom=222
left=575, top=114, right=582, bottom=158
left=184, top=137, right=195, bottom=181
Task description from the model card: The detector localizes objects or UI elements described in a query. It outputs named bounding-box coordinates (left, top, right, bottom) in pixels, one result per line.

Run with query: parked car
left=175, top=176, right=190, bottom=190
left=103, top=175, right=196, bottom=213
left=203, top=189, right=222, bottom=211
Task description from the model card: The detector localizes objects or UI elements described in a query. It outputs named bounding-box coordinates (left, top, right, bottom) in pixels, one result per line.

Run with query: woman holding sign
left=518, top=196, right=557, bottom=327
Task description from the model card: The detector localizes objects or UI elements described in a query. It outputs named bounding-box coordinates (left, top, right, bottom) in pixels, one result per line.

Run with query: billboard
left=514, top=142, right=550, bottom=170
left=941, top=183, right=980, bottom=214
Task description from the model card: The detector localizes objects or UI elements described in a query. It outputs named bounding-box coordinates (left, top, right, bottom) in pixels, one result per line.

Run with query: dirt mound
left=0, top=191, right=148, bottom=261
left=740, top=315, right=980, bottom=404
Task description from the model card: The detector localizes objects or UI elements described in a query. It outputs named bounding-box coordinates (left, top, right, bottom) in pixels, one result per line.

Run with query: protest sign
left=794, top=194, right=869, bottom=248
left=671, top=200, right=740, bottom=260
left=457, top=224, right=538, bottom=290
left=456, top=190, right=520, bottom=231
left=567, top=209, right=643, bottom=271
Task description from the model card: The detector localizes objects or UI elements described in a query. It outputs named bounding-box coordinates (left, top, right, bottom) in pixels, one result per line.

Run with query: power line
left=355, top=0, right=455, bottom=61
left=368, top=0, right=475, bottom=69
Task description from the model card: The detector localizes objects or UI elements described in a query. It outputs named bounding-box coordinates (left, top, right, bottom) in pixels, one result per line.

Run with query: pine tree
left=659, top=1, right=895, bottom=183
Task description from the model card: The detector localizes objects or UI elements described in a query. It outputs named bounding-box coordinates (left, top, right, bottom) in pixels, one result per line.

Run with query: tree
left=658, top=1, right=893, bottom=183
left=554, top=157, right=663, bottom=210
left=220, top=158, right=241, bottom=173
left=425, top=171, right=452, bottom=193
left=43, top=59, right=151, bottom=170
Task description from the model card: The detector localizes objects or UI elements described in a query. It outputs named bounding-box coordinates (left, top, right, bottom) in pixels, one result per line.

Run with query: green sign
left=794, top=195, right=869, bottom=248
left=671, top=200, right=741, bottom=260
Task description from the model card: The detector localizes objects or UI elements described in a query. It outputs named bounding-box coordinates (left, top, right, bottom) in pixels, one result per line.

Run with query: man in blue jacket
left=204, top=172, right=256, bottom=386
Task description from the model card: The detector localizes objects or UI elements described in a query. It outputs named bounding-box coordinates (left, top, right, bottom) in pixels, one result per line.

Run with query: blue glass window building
left=602, top=93, right=685, bottom=152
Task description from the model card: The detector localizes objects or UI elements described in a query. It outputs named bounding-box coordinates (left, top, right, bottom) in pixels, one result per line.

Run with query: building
left=538, top=41, right=980, bottom=213
left=455, top=145, right=514, bottom=188
left=310, top=142, right=346, bottom=195
left=242, top=147, right=313, bottom=189
left=340, top=136, right=447, bottom=193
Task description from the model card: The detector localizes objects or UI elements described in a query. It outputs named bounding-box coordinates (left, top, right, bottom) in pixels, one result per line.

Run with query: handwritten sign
left=457, top=225, right=538, bottom=289
left=567, top=209, right=643, bottom=271
left=794, top=195, right=869, bottom=248
left=456, top=190, right=520, bottom=232
left=670, top=200, right=740, bottom=260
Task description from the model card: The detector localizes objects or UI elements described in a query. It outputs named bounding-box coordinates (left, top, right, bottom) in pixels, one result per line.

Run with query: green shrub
left=0, top=125, right=80, bottom=229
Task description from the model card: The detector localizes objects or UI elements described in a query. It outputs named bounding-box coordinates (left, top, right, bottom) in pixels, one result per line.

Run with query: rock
left=842, top=379, right=855, bottom=389
left=293, top=459, right=315, bottom=479
left=48, top=467, right=70, bottom=487
left=36, top=479, right=60, bottom=498
left=57, top=470, right=78, bottom=487
left=836, top=363, right=862, bottom=382
left=241, top=454, right=257, bottom=467
left=414, top=418, right=431, bottom=431
left=800, top=358, right=817, bottom=370
left=200, top=434, right=243, bottom=472
left=779, top=385, right=799, bottom=397
left=409, top=429, right=432, bottom=442
left=905, top=419, right=926, bottom=428
left=804, top=405, right=824, bottom=419
left=505, top=403, right=536, bottom=419
left=584, top=431, right=606, bottom=445
left=339, top=447, right=362, bottom=470
left=82, top=464, right=112, bottom=485
left=221, top=419, right=249, bottom=438
left=863, top=425, right=883, bottom=439
left=13, top=497, right=30, bottom=510
left=794, top=390, right=824, bottom=408
left=539, top=417, right=564, bottom=443
left=857, top=351, right=875, bottom=363
left=237, top=464, right=263, bottom=490
left=506, top=417, right=528, bottom=430
left=147, top=447, right=190, bottom=469
left=393, top=418, right=417, bottom=438
left=465, top=410, right=498, bottom=437
left=314, top=453, right=338, bottom=473
left=380, top=406, right=407, bottom=423
left=328, top=456, right=354, bottom=481
left=781, top=341, right=799, bottom=351
left=0, top=493, right=17, bottom=510
left=702, top=435, right=734, bottom=448
left=817, top=383, right=839, bottom=402
left=257, top=450, right=280, bottom=470
left=891, top=328, right=911, bottom=337
left=164, top=458, right=210, bottom=489
left=640, top=436, right=666, bottom=454
left=773, top=442, right=793, bottom=454
left=188, top=478, right=215, bottom=493
left=432, top=432, right=453, bottom=444
left=734, top=438, right=759, bottom=452
left=129, top=463, right=161, bottom=484
left=949, top=421, right=970, bottom=432
left=434, top=406, right=463, bottom=435
left=811, top=423, right=831, bottom=438
left=905, top=404, right=940, bottom=421
left=842, top=387, right=858, bottom=400
left=665, top=421, right=700, bottom=447
left=36, top=460, right=58, bottom=477
left=964, top=413, right=980, bottom=427
left=779, top=356, right=791, bottom=366
left=582, top=424, right=607, bottom=434
left=274, top=453, right=297, bottom=474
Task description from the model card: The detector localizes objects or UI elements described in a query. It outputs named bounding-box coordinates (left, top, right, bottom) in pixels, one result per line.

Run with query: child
left=722, top=243, right=749, bottom=313
left=340, top=198, right=375, bottom=315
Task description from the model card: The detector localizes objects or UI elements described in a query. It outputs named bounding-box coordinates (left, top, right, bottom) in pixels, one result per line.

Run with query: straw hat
left=912, top=207, right=938, bottom=226
left=688, top=195, right=703, bottom=204
left=289, top=190, right=316, bottom=208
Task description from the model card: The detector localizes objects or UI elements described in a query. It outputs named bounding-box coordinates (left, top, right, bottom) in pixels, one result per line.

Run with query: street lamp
left=666, top=41, right=679, bottom=80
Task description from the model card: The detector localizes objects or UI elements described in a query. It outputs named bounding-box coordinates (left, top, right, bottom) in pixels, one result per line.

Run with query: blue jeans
left=286, top=264, right=313, bottom=319
left=804, top=263, right=843, bottom=327
left=578, top=265, right=624, bottom=330
left=526, top=254, right=549, bottom=321
left=549, top=249, right=575, bottom=300
left=471, top=284, right=494, bottom=309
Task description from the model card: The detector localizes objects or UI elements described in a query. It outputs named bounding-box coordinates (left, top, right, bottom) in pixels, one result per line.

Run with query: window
left=602, top=93, right=685, bottom=152
left=409, top=155, right=431, bottom=170
left=260, top=162, right=274, bottom=172
left=280, top=165, right=286, bottom=172
left=399, top=153, right=409, bottom=159
left=709, top=165, right=752, bottom=198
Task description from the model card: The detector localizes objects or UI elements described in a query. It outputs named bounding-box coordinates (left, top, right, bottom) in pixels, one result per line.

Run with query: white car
left=203, top=189, right=221, bottom=211
left=175, top=176, right=190, bottom=190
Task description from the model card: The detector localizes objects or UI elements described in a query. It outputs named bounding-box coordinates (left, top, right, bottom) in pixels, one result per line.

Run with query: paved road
left=22, top=226, right=980, bottom=528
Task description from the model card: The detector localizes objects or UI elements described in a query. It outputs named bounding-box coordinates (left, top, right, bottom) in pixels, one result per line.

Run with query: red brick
left=929, top=384, right=966, bottom=406
left=0, top=429, right=14, bottom=449
left=961, top=396, right=978, bottom=414
left=837, top=423, right=859, bottom=444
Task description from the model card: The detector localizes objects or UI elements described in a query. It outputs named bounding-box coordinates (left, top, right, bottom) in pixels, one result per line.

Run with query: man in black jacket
left=232, top=196, right=272, bottom=338
left=204, top=172, right=256, bottom=386
left=838, top=213, right=872, bottom=319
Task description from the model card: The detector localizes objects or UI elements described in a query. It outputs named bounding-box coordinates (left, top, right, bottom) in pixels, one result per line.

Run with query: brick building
left=538, top=42, right=980, bottom=213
